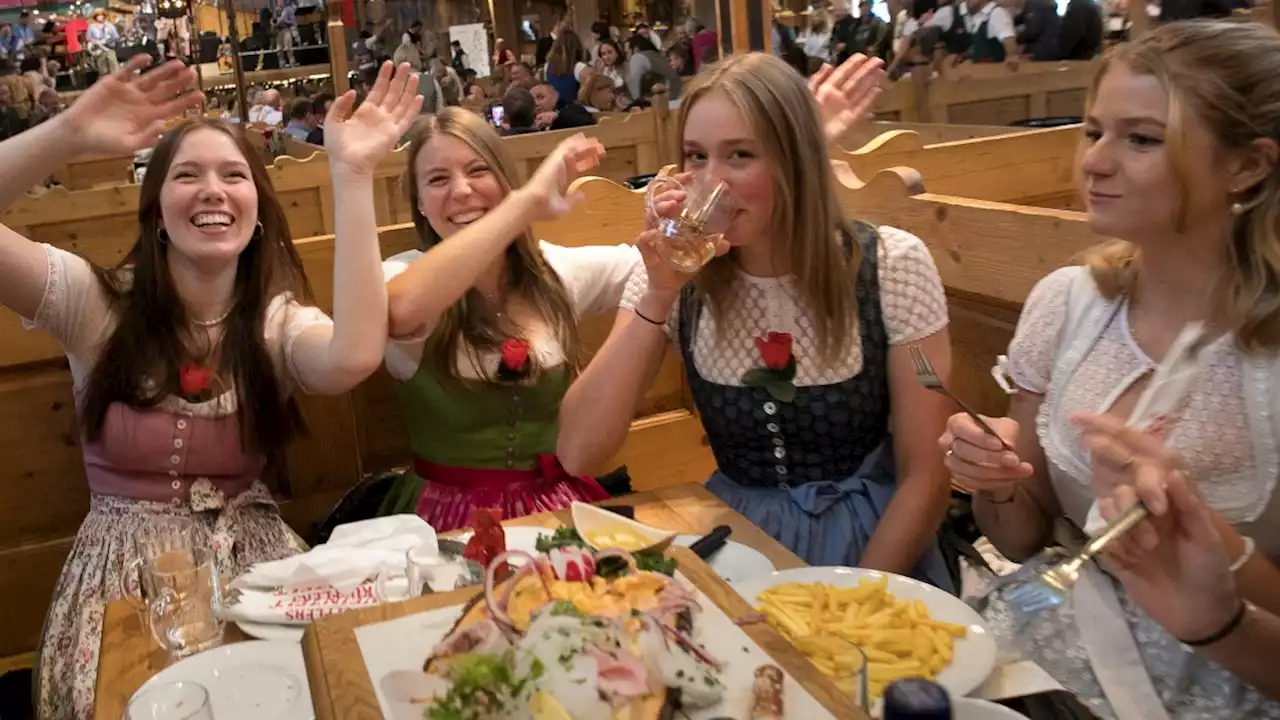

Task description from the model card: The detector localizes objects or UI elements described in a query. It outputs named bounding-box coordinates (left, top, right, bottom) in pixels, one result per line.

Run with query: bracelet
left=1179, top=600, right=1250, bottom=648
left=1229, top=536, right=1256, bottom=573
left=633, top=308, right=665, bottom=327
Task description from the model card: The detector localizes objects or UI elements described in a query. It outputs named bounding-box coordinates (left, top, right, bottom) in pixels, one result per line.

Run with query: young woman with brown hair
left=941, top=21, right=1280, bottom=717
left=557, top=52, right=956, bottom=589
left=5, top=58, right=419, bottom=717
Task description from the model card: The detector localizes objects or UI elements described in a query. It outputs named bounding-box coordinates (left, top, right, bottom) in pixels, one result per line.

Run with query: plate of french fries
left=733, top=567, right=997, bottom=708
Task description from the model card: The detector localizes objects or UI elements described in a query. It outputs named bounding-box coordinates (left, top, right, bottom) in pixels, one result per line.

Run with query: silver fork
left=908, top=344, right=1015, bottom=452
left=1001, top=503, right=1150, bottom=622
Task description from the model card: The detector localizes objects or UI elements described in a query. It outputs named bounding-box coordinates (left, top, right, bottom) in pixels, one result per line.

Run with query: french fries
left=754, top=578, right=967, bottom=701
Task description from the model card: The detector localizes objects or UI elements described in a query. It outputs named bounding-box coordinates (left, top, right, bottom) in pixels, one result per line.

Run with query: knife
left=687, top=525, right=732, bottom=560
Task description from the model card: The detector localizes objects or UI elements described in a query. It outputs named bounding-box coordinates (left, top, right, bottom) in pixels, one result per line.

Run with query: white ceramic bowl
left=570, top=502, right=676, bottom=553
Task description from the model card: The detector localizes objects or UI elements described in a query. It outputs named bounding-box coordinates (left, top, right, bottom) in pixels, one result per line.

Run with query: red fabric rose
left=754, top=332, right=794, bottom=371
left=179, top=362, right=212, bottom=396
left=500, top=339, right=530, bottom=372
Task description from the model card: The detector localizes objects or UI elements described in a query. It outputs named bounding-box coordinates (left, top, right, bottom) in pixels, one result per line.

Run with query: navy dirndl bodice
left=677, top=223, right=891, bottom=488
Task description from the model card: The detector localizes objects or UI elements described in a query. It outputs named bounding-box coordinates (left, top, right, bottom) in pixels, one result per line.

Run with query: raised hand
left=519, top=133, right=606, bottom=220
left=939, top=413, right=1032, bottom=495
left=809, top=53, right=887, bottom=144
left=59, top=55, right=203, bottom=156
left=324, top=61, right=423, bottom=177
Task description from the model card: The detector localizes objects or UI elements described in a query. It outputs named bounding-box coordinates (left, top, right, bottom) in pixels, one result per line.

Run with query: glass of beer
left=145, top=545, right=226, bottom=661
left=644, top=175, right=734, bottom=273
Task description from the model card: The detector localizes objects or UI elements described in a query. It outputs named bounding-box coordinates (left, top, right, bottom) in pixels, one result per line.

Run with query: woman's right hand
left=60, top=54, right=203, bottom=157
left=635, top=176, right=728, bottom=297
left=938, top=414, right=1033, bottom=493
left=517, top=133, right=606, bottom=221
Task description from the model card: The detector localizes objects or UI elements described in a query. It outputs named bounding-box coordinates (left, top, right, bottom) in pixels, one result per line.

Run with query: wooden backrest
left=923, top=60, right=1100, bottom=125
left=839, top=125, right=1082, bottom=208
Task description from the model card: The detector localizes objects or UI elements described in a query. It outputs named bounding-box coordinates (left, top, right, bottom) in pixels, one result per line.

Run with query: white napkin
left=222, top=579, right=403, bottom=626
left=231, top=515, right=441, bottom=594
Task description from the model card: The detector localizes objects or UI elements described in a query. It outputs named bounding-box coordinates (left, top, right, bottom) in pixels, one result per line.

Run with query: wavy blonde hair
left=1081, top=20, right=1280, bottom=351
left=404, top=108, right=581, bottom=388
left=678, top=53, right=859, bottom=363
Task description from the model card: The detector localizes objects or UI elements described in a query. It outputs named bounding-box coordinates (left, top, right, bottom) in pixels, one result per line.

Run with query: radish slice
left=484, top=550, right=537, bottom=638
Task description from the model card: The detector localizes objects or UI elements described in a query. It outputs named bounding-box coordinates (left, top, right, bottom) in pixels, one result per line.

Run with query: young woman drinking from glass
left=556, top=52, right=956, bottom=589
left=9, top=59, right=419, bottom=718
left=940, top=21, right=1280, bottom=717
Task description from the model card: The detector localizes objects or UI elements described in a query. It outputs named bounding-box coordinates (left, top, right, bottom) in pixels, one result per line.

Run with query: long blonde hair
left=404, top=108, right=582, bottom=388
left=1081, top=20, right=1280, bottom=350
left=678, top=53, right=858, bottom=362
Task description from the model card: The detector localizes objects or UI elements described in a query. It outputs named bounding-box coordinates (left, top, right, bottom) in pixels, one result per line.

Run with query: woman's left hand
left=809, top=53, right=886, bottom=144
left=1074, top=412, right=1241, bottom=642
left=325, top=61, right=423, bottom=178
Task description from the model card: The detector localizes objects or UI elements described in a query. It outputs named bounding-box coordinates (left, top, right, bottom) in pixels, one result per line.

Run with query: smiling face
left=414, top=133, right=507, bottom=239
left=599, top=42, right=618, bottom=66
left=1081, top=64, right=1235, bottom=241
left=157, top=127, right=259, bottom=265
left=681, top=90, right=774, bottom=248
left=510, top=63, right=534, bottom=88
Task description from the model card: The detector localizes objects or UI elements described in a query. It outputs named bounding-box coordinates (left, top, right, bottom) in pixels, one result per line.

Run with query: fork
left=908, top=344, right=1016, bottom=453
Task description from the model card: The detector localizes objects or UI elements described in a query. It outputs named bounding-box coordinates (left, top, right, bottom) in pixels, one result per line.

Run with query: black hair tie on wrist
left=1180, top=601, right=1249, bottom=648
left=633, top=308, right=664, bottom=327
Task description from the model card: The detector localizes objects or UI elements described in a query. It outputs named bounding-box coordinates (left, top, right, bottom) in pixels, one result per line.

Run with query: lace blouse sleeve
left=876, top=226, right=949, bottom=345
left=264, top=292, right=334, bottom=394
left=617, top=261, right=678, bottom=338
left=21, top=244, right=115, bottom=366
left=1005, top=266, right=1084, bottom=394
left=381, top=249, right=429, bottom=382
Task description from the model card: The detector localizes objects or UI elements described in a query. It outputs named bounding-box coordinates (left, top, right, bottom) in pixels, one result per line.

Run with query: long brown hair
left=547, top=29, right=586, bottom=78
left=82, top=118, right=311, bottom=454
left=404, top=108, right=581, bottom=389
left=678, top=53, right=859, bottom=363
left=1080, top=20, right=1280, bottom=351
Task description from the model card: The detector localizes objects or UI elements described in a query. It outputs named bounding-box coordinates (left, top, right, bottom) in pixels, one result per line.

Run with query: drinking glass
left=120, top=517, right=198, bottom=624
left=126, top=681, right=213, bottom=720
left=643, top=174, right=734, bottom=273
left=146, top=545, right=226, bottom=660
left=375, top=544, right=484, bottom=602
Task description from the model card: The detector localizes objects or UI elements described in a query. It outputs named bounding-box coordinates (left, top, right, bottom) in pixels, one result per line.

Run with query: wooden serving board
left=302, top=546, right=868, bottom=720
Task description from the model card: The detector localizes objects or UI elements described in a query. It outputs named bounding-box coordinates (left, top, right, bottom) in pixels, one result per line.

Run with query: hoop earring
left=254, top=222, right=264, bottom=238
left=158, top=229, right=169, bottom=244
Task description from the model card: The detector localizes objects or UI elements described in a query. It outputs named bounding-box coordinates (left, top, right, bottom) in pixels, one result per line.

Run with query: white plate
left=732, top=567, right=998, bottom=700
left=954, top=697, right=1031, bottom=719
left=236, top=620, right=305, bottom=643
left=135, top=639, right=314, bottom=720
left=672, top=534, right=776, bottom=583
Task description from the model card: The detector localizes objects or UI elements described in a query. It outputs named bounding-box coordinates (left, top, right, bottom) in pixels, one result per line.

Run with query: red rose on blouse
left=179, top=363, right=212, bottom=396
left=754, top=332, right=793, bottom=371
left=500, top=339, right=530, bottom=372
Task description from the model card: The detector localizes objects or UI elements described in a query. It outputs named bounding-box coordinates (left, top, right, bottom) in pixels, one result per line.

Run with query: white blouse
left=382, top=241, right=641, bottom=382
left=618, top=226, right=950, bottom=386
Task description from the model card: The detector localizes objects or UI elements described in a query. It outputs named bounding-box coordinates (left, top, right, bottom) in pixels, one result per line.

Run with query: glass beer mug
left=644, top=175, right=734, bottom=273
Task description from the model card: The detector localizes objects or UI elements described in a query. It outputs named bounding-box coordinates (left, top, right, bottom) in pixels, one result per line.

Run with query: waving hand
left=324, top=61, right=424, bottom=177
left=809, top=53, right=887, bottom=144
left=62, top=55, right=204, bottom=156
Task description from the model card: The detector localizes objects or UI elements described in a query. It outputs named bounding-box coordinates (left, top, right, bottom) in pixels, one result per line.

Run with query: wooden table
left=94, top=483, right=806, bottom=718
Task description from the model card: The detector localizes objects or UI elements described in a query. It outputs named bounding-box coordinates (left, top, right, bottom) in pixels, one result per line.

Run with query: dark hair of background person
left=502, top=86, right=537, bottom=128
left=288, top=97, right=310, bottom=121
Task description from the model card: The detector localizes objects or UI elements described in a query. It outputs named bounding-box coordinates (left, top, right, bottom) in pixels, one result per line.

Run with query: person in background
left=248, top=88, right=283, bottom=125
left=1059, top=0, right=1103, bottom=60
left=393, top=32, right=422, bottom=71
left=626, top=34, right=681, bottom=102
left=20, top=56, right=50, bottom=101
left=373, top=109, right=640, bottom=529
left=588, top=19, right=612, bottom=61
left=402, top=19, right=424, bottom=54
left=634, top=21, right=663, bottom=50
left=536, top=13, right=568, bottom=67
left=1011, top=0, right=1062, bottom=61
left=939, top=21, right=1280, bottom=717
left=416, top=59, right=443, bottom=114
left=0, top=25, right=16, bottom=58
left=578, top=72, right=618, bottom=112
left=544, top=29, right=588, bottom=103
left=1077, top=412, right=1280, bottom=702
left=666, top=42, right=695, bottom=77
left=435, top=60, right=462, bottom=107
left=500, top=86, right=539, bottom=135
left=21, top=57, right=417, bottom=720
left=801, top=12, right=833, bottom=63
left=283, top=97, right=314, bottom=140
left=508, top=61, right=536, bottom=90
left=353, top=28, right=378, bottom=85
left=830, top=0, right=859, bottom=64
left=33, top=86, right=61, bottom=123
left=492, top=37, right=517, bottom=81
left=306, top=91, right=332, bottom=144
left=531, top=80, right=596, bottom=130
left=0, top=58, right=31, bottom=121
left=592, top=38, right=627, bottom=88
left=12, top=12, right=35, bottom=57
left=559, top=53, right=956, bottom=587
left=466, top=82, right=487, bottom=102
left=689, top=19, right=718, bottom=70
left=851, top=0, right=893, bottom=59
left=450, top=39, right=467, bottom=75
left=86, top=8, right=121, bottom=75
left=275, top=0, right=298, bottom=68
left=0, top=81, right=26, bottom=140
left=959, top=0, right=1018, bottom=66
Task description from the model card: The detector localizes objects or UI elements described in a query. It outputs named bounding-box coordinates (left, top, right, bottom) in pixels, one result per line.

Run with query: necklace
left=191, top=306, right=232, bottom=328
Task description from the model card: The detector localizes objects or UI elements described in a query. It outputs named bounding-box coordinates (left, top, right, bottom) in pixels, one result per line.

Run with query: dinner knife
left=688, top=525, right=732, bottom=560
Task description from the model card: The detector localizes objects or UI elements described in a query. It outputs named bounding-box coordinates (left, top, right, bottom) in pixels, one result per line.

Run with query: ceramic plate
left=732, top=567, right=998, bottom=700
left=954, top=697, right=1032, bottom=719
left=135, top=639, right=314, bottom=719
left=672, top=534, right=776, bottom=583
left=236, top=620, right=305, bottom=643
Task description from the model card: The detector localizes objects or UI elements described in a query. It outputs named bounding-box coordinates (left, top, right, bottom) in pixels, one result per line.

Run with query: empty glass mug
left=644, top=174, right=734, bottom=273
left=145, top=544, right=226, bottom=660
left=120, top=517, right=199, bottom=624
